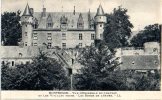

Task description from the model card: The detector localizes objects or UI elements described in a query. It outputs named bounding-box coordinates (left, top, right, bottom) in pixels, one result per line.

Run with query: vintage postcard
left=0, top=0, right=162, bottom=99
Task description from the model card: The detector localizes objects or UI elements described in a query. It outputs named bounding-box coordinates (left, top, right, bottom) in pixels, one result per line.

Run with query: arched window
left=19, top=53, right=22, bottom=57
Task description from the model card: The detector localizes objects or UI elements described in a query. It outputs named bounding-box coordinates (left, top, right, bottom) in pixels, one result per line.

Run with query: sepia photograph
left=0, top=0, right=161, bottom=99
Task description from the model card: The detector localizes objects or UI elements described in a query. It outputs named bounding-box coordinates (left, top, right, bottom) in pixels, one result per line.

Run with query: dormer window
left=33, top=18, right=38, bottom=29
left=77, top=13, right=84, bottom=29
left=47, top=14, right=53, bottom=28
left=60, top=16, right=68, bottom=30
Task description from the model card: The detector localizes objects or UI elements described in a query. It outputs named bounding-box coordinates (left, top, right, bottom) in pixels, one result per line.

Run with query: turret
left=95, top=4, right=106, bottom=40
left=21, top=3, right=34, bottom=46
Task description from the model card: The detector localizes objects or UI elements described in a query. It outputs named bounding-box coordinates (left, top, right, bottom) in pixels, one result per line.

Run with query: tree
left=123, top=70, right=160, bottom=91
left=1, top=50, right=70, bottom=90
left=103, top=6, right=133, bottom=50
left=131, top=24, right=160, bottom=47
left=1, top=11, right=22, bottom=45
left=74, top=42, right=126, bottom=90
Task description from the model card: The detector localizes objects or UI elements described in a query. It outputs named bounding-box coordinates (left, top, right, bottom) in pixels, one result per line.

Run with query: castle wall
left=122, top=49, right=145, bottom=55
left=2, top=58, right=32, bottom=67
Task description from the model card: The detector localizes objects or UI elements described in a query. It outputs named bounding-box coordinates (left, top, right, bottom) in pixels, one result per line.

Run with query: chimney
left=42, top=8, right=46, bottom=17
left=30, top=8, right=34, bottom=15
left=73, top=6, right=75, bottom=15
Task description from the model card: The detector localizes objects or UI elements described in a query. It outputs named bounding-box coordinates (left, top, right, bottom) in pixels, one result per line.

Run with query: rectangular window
left=33, top=33, right=38, bottom=40
left=79, top=33, right=82, bottom=40
left=47, top=42, right=52, bottom=48
left=48, top=23, right=53, bottom=28
left=100, top=34, right=103, bottom=39
left=62, top=33, right=66, bottom=40
left=25, top=42, right=27, bottom=46
left=25, top=32, right=27, bottom=36
left=11, top=61, right=14, bottom=66
left=47, top=33, right=52, bottom=40
left=33, top=43, right=37, bottom=46
left=62, top=43, right=66, bottom=48
left=91, top=34, right=95, bottom=40
left=79, top=43, right=82, bottom=48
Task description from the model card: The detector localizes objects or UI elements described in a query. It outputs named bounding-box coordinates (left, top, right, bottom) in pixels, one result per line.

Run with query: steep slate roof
left=121, top=55, right=159, bottom=70
left=22, top=3, right=32, bottom=16
left=33, top=12, right=96, bottom=29
left=96, top=4, right=104, bottom=16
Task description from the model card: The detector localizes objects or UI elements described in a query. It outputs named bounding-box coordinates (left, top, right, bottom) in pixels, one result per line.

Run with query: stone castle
left=20, top=3, right=106, bottom=48
left=0, top=3, right=160, bottom=74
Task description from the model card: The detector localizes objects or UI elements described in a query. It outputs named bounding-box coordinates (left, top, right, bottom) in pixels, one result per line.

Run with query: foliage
left=123, top=70, right=160, bottom=91
left=131, top=24, right=160, bottom=47
left=1, top=11, right=22, bottom=45
left=74, top=42, right=126, bottom=90
left=1, top=50, right=70, bottom=90
left=103, top=6, right=133, bottom=50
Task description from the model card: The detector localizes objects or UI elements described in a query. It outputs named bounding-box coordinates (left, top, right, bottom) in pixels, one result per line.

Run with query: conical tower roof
left=96, top=4, right=104, bottom=16
left=22, top=3, right=32, bottom=16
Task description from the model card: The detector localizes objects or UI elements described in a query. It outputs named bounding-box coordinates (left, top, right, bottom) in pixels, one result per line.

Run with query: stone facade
left=21, top=3, right=106, bottom=48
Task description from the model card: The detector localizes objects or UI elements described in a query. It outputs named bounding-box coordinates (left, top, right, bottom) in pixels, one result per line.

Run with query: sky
left=1, top=0, right=162, bottom=31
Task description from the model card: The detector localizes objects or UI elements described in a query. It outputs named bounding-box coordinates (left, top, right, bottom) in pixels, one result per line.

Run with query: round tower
left=144, top=42, right=160, bottom=54
left=21, top=3, right=33, bottom=46
left=95, top=4, right=106, bottom=40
